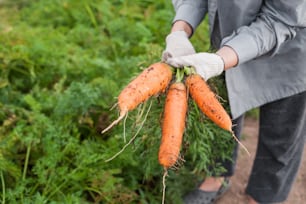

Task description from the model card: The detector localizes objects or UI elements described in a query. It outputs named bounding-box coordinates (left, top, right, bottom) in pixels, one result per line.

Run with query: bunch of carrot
left=102, top=61, right=248, bottom=203
left=102, top=62, right=247, bottom=166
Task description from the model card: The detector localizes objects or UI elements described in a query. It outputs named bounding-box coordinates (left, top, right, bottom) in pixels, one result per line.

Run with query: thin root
left=123, top=112, right=128, bottom=143
left=170, top=155, right=185, bottom=171
left=177, top=154, right=186, bottom=165
left=109, top=102, right=118, bottom=111
left=216, top=94, right=227, bottom=103
left=162, top=167, right=168, bottom=204
left=170, top=164, right=180, bottom=171
left=135, top=102, right=147, bottom=126
left=104, top=128, right=138, bottom=163
left=104, top=101, right=152, bottom=162
left=101, top=112, right=126, bottom=134
left=231, top=131, right=250, bottom=156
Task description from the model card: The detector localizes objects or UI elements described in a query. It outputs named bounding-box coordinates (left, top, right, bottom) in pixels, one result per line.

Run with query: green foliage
left=0, top=0, right=234, bottom=203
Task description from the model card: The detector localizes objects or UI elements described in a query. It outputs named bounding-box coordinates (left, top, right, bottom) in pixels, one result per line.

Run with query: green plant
left=0, top=1, right=234, bottom=203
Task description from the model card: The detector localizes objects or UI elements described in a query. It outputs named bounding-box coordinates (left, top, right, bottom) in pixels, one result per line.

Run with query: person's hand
left=167, top=52, right=225, bottom=80
left=161, top=31, right=196, bottom=62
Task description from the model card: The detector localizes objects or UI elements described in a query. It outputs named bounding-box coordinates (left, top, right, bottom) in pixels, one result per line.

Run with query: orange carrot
left=102, top=62, right=173, bottom=134
left=185, top=74, right=250, bottom=155
left=185, top=74, right=232, bottom=131
left=158, top=82, right=188, bottom=168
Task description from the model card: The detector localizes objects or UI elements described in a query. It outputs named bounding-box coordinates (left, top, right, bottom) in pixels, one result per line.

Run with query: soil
left=215, top=117, right=306, bottom=204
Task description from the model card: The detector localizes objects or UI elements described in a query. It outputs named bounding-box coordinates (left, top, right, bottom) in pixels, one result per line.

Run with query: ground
left=216, top=118, right=306, bottom=204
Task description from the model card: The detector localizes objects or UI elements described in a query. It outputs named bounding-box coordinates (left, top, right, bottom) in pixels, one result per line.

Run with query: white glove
left=161, top=31, right=196, bottom=62
left=166, top=52, right=225, bottom=80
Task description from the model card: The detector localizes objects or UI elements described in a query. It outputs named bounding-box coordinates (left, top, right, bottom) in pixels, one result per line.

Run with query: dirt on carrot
left=102, top=62, right=173, bottom=134
left=185, top=73, right=250, bottom=155
left=158, top=80, right=188, bottom=204
left=158, top=82, right=188, bottom=169
left=185, top=74, right=232, bottom=131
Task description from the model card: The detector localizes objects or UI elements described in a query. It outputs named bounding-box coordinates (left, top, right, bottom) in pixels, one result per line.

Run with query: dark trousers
left=221, top=91, right=306, bottom=203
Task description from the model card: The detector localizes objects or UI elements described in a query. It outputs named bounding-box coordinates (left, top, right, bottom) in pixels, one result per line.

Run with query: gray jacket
left=172, top=0, right=306, bottom=118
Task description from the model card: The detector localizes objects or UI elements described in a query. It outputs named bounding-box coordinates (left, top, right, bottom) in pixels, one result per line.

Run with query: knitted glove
left=162, top=31, right=196, bottom=62
left=167, top=52, right=224, bottom=80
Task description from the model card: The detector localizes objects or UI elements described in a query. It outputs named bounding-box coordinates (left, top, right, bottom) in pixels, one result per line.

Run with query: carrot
left=158, top=82, right=188, bottom=168
left=185, top=74, right=250, bottom=155
left=185, top=74, right=231, bottom=131
left=102, top=62, right=173, bottom=134
left=158, top=80, right=188, bottom=204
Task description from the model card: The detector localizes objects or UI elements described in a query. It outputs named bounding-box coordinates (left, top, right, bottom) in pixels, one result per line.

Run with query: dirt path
left=216, top=118, right=306, bottom=204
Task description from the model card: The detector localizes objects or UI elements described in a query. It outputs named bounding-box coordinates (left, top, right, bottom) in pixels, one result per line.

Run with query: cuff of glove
left=166, top=30, right=189, bottom=41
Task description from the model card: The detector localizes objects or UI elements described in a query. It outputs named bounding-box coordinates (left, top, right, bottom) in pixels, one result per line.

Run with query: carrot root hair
left=109, top=102, right=119, bottom=111
left=169, top=154, right=185, bottom=171
left=162, top=167, right=168, bottom=204
left=101, top=110, right=127, bottom=134
left=104, top=100, right=152, bottom=162
left=230, top=131, right=250, bottom=156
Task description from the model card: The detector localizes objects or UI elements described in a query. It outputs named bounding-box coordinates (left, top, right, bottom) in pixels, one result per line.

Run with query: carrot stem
left=175, top=68, right=185, bottom=83
left=183, top=66, right=196, bottom=76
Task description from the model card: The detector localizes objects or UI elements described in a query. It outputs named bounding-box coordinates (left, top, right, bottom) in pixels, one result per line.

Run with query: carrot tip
left=162, top=167, right=168, bottom=204
left=101, top=111, right=127, bottom=134
left=231, top=131, right=250, bottom=156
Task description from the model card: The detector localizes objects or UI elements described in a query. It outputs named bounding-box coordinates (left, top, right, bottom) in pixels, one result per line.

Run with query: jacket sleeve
left=171, top=0, right=208, bottom=33
left=221, top=0, right=306, bottom=65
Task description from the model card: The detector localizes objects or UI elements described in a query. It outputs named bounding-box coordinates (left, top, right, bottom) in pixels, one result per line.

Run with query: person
left=162, top=1, right=306, bottom=204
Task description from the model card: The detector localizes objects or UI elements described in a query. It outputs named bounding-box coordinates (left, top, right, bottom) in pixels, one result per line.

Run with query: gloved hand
left=161, top=31, right=196, bottom=62
left=166, top=52, right=225, bottom=80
